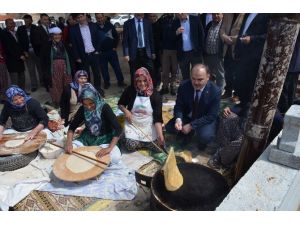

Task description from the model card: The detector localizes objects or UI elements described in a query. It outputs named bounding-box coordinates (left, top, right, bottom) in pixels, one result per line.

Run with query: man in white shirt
left=69, top=13, right=104, bottom=96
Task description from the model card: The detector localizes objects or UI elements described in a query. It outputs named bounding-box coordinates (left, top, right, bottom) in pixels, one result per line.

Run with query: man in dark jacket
left=1, top=19, right=26, bottom=91
left=95, top=13, right=126, bottom=89
left=17, top=14, right=42, bottom=92
left=122, top=13, right=155, bottom=85
left=166, top=64, right=221, bottom=150
left=174, top=13, right=205, bottom=80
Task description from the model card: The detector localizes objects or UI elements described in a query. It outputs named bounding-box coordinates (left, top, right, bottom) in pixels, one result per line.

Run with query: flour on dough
left=66, top=151, right=97, bottom=173
left=5, top=139, right=24, bottom=148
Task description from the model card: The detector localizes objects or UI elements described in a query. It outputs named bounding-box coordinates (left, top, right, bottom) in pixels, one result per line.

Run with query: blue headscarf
left=70, top=70, right=89, bottom=91
left=79, top=83, right=105, bottom=136
left=5, top=85, right=32, bottom=109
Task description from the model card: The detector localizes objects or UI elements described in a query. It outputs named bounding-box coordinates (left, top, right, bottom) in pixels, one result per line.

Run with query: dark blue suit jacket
left=173, top=15, right=205, bottom=60
left=69, top=22, right=101, bottom=60
left=122, top=18, right=154, bottom=61
left=174, top=80, right=221, bottom=129
left=235, top=13, right=270, bottom=62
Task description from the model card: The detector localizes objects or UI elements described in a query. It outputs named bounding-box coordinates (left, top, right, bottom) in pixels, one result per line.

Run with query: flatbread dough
left=5, top=139, right=24, bottom=148
left=66, top=151, right=97, bottom=173
left=163, top=148, right=183, bottom=191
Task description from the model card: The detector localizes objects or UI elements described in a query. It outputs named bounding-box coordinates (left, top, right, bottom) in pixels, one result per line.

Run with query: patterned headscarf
left=70, top=70, right=89, bottom=91
left=5, top=85, right=32, bottom=109
left=79, top=83, right=105, bottom=136
left=134, top=67, right=153, bottom=97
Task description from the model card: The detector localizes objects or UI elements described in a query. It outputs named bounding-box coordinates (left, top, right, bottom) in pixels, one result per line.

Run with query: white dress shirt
left=79, top=23, right=95, bottom=53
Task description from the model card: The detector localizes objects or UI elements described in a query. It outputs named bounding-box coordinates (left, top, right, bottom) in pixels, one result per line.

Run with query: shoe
left=207, top=155, right=221, bottom=170
left=25, top=91, right=31, bottom=95
left=31, top=87, right=37, bottom=92
left=104, top=83, right=110, bottom=89
left=118, top=81, right=127, bottom=87
left=159, top=87, right=169, bottom=95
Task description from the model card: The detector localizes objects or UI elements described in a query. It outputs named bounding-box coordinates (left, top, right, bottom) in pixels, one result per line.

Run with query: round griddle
left=53, top=146, right=110, bottom=182
left=0, top=131, right=47, bottom=156
left=151, top=163, right=229, bottom=211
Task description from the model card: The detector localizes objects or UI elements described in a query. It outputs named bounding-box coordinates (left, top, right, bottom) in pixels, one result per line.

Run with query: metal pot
left=135, top=156, right=186, bottom=188
left=150, top=163, right=229, bottom=211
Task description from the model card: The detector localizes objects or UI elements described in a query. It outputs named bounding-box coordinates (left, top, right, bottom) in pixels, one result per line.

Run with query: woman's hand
left=124, top=111, right=133, bottom=124
left=223, top=107, right=232, bottom=118
left=25, top=130, right=38, bottom=141
left=75, top=127, right=84, bottom=135
left=65, top=142, right=73, bottom=154
left=96, top=147, right=112, bottom=158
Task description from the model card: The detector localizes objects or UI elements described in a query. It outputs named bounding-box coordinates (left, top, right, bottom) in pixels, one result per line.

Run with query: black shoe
left=207, top=154, right=221, bottom=170
left=159, top=88, right=169, bottom=95
left=31, top=87, right=37, bottom=92
left=104, top=83, right=110, bottom=89
left=118, top=81, right=127, bottom=87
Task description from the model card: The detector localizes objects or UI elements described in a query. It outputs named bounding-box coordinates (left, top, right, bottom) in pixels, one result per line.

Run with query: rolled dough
left=66, top=151, right=97, bottom=173
left=5, top=139, right=24, bottom=148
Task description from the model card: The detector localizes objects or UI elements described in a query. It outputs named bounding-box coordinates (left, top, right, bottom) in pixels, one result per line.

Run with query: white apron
left=124, top=95, right=157, bottom=142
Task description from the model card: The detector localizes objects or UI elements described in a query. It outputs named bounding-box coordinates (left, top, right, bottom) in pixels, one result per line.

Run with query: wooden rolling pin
left=47, top=141, right=108, bottom=166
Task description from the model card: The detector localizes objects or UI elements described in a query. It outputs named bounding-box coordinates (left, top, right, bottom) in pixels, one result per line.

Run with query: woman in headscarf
left=0, top=85, right=48, bottom=140
left=40, top=27, right=72, bottom=107
left=60, top=70, right=88, bottom=126
left=118, top=67, right=164, bottom=152
left=65, top=83, right=122, bottom=163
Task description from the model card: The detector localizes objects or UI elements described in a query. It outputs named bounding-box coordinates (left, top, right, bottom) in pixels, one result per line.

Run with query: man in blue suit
left=69, top=13, right=104, bottom=96
left=166, top=64, right=221, bottom=150
left=122, top=14, right=155, bottom=85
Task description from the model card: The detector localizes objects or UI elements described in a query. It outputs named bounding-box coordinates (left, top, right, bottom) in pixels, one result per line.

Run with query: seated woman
left=208, top=102, right=283, bottom=169
left=65, top=83, right=122, bottom=164
left=118, top=67, right=164, bottom=152
left=0, top=85, right=48, bottom=140
left=60, top=70, right=88, bottom=126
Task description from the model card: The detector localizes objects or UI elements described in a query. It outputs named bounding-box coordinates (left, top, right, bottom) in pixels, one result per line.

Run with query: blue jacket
left=122, top=18, right=154, bottom=61
left=174, top=80, right=221, bottom=129
left=69, top=22, right=101, bottom=60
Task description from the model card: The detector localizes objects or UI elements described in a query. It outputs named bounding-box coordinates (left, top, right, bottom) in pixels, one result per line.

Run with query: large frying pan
left=150, top=163, right=229, bottom=211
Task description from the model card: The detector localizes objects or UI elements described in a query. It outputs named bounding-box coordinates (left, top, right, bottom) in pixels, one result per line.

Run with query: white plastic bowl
left=39, top=143, right=64, bottom=159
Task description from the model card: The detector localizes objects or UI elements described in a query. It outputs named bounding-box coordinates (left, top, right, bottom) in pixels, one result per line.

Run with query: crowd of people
left=0, top=13, right=300, bottom=170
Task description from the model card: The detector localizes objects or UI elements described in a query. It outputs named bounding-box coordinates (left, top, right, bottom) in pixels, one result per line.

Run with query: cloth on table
left=40, top=143, right=137, bottom=200
left=39, top=162, right=137, bottom=201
